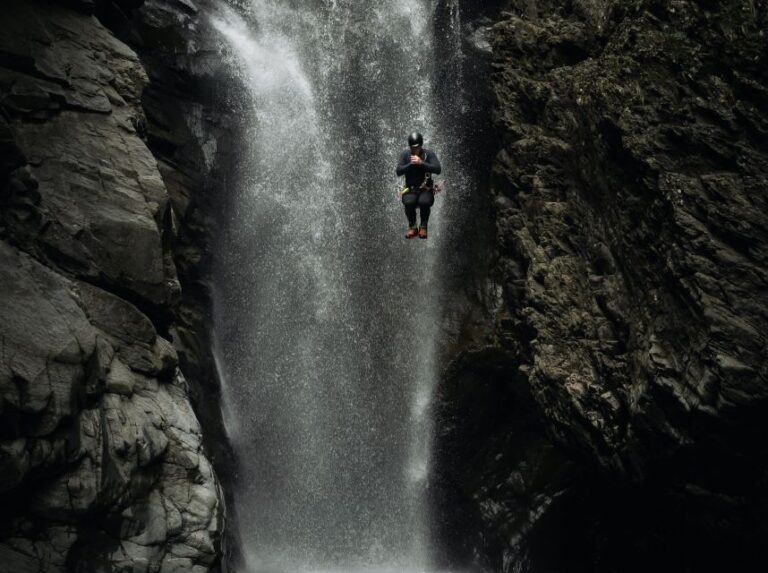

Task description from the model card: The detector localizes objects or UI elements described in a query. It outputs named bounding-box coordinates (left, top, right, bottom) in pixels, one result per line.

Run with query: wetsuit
left=396, top=148, right=442, bottom=228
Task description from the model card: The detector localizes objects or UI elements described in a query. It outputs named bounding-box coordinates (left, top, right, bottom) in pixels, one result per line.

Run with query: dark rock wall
left=110, top=0, right=242, bottom=483
left=0, top=1, right=228, bottom=571
left=113, top=0, right=247, bottom=564
left=434, top=1, right=768, bottom=571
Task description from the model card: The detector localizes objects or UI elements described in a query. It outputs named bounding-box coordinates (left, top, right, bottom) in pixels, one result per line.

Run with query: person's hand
left=410, top=155, right=423, bottom=165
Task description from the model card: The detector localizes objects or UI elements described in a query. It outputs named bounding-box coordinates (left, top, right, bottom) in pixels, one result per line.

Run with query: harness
left=398, top=149, right=444, bottom=196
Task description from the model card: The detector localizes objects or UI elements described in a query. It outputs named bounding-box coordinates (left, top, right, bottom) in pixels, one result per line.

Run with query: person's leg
left=417, top=191, right=435, bottom=227
left=402, top=191, right=418, bottom=228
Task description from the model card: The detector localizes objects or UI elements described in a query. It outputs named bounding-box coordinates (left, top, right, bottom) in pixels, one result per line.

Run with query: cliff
left=0, top=1, right=229, bottom=571
left=3, top=0, right=767, bottom=571
left=434, top=1, right=768, bottom=571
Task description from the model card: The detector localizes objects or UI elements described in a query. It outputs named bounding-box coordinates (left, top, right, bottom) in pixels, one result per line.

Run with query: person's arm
left=423, top=151, right=442, bottom=174
left=396, top=150, right=411, bottom=176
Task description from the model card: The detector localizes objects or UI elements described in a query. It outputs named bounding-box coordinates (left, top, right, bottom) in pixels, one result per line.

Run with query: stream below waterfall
left=210, top=1, right=472, bottom=571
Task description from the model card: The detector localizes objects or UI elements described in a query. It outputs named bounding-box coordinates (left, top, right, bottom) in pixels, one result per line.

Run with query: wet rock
left=0, top=0, right=180, bottom=313
left=110, top=3, right=243, bottom=560
left=436, top=1, right=768, bottom=571
left=0, top=1, right=222, bottom=571
left=0, top=243, right=221, bottom=571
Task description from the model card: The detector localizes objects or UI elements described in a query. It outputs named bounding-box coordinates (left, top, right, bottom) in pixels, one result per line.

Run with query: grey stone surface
left=488, top=0, right=768, bottom=487
left=117, top=6, right=243, bottom=563
left=434, top=1, right=768, bottom=572
left=0, top=1, right=222, bottom=571
left=0, top=243, right=220, bottom=572
left=0, top=0, right=180, bottom=310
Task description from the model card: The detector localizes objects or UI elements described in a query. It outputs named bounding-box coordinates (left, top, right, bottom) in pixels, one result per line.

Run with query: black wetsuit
left=396, top=148, right=442, bottom=227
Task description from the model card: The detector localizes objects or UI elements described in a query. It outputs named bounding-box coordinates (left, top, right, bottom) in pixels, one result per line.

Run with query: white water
left=210, top=1, right=466, bottom=571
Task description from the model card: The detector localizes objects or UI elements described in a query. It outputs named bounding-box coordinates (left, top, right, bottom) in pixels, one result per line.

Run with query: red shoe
left=405, top=227, right=418, bottom=239
left=418, top=226, right=428, bottom=239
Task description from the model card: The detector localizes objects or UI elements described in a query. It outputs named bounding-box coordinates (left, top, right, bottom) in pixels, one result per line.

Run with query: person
left=396, top=132, right=442, bottom=239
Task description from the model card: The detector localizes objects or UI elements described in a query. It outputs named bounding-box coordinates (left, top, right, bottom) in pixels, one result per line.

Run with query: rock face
left=434, top=1, right=768, bottom=571
left=115, top=0, right=242, bottom=477
left=1, top=2, right=179, bottom=313
left=0, top=2, right=223, bottom=571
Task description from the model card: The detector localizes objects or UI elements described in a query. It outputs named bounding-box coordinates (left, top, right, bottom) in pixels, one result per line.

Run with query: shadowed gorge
left=1, top=0, right=767, bottom=572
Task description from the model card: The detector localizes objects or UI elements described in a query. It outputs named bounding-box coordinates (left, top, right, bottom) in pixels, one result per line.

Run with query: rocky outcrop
left=0, top=1, right=179, bottom=313
left=0, top=2, right=222, bottom=571
left=113, top=0, right=241, bottom=475
left=434, top=1, right=768, bottom=571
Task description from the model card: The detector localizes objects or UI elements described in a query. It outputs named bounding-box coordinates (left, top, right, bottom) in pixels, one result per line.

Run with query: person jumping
left=395, top=132, right=442, bottom=239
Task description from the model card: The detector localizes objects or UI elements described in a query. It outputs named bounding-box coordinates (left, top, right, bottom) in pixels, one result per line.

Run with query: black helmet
left=408, top=132, right=424, bottom=147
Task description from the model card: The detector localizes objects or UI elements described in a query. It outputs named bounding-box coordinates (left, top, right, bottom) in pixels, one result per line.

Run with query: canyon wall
left=434, top=1, right=768, bottom=571
left=3, top=1, right=767, bottom=572
left=0, top=1, right=232, bottom=571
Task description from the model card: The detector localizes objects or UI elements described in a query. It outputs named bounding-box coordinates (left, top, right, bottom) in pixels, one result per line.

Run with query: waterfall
left=210, top=1, right=466, bottom=570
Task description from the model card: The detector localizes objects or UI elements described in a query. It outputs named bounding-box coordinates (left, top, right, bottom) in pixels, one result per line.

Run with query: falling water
left=210, top=1, right=467, bottom=571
